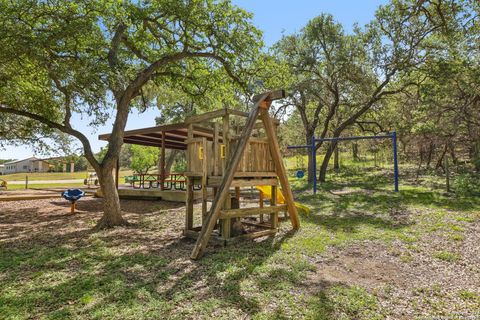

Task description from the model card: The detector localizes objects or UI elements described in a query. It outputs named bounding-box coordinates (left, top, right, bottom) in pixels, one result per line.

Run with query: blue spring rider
left=62, top=189, right=85, bottom=213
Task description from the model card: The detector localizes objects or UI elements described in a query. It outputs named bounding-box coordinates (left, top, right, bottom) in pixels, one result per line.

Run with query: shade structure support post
left=161, top=131, right=166, bottom=190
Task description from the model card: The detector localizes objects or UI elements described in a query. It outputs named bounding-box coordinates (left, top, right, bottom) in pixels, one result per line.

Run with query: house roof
left=3, top=157, right=38, bottom=165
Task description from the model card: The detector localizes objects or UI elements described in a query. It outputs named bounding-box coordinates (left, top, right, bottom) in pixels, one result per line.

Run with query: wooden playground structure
left=99, top=90, right=300, bottom=259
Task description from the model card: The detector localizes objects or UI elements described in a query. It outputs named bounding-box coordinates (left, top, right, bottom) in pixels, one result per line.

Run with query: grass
left=0, top=161, right=479, bottom=319
left=432, top=250, right=461, bottom=262
left=5, top=183, right=85, bottom=190
left=0, top=170, right=133, bottom=181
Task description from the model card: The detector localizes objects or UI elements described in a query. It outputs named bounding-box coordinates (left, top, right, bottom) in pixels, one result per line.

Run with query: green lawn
left=5, top=183, right=85, bottom=190
left=0, top=170, right=133, bottom=181
left=0, top=163, right=479, bottom=319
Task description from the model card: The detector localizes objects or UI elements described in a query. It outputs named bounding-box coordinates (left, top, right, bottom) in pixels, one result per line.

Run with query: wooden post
left=25, top=175, right=28, bottom=189
left=190, top=93, right=269, bottom=260
left=71, top=202, right=75, bottom=214
left=221, top=195, right=231, bottom=240
left=270, top=186, right=278, bottom=229
left=260, top=109, right=300, bottom=229
left=213, top=123, right=220, bottom=176
left=235, top=186, right=241, bottom=203
left=185, top=177, right=194, bottom=232
left=259, top=190, right=264, bottom=223
left=201, top=137, right=208, bottom=222
left=222, top=113, right=230, bottom=174
left=161, top=131, right=166, bottom=190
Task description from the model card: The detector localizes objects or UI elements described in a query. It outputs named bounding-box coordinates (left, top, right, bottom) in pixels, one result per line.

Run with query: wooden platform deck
left=95, top=187, right=202, bottom=202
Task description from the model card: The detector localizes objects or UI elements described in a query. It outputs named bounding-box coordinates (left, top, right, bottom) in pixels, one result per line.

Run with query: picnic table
left=124, top=173, right=187, bottom=190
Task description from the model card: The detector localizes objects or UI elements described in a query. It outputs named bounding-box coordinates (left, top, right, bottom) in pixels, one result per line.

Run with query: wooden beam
left=221, top=195, right=232, bottom=240
left=190, top=92, right=270, bottom=260
left=222, top=113, right=230, bottom=170
left=143, top=133, right=186, bottom=143
left=123, top=137, right=186, bottom=149
left=260, top=108, right=300, bottom=229
left=213, top=123, right=220, bottom=176
left=252, top=90, right=286, bottom=103
left=227, top=109, right=250, bottom=117
left=98, top=122, right=188, bottom=140
left=219, top=205, right=287, bottom=219
left=185, top=109, right=227, bottom=124
left=207, top=177, right=278, bottom=188
left=201, top=137, right=208, bottom=222
left=233, top=172, right=277, bottom=178
left=259, top=190, right=264, bottom=223
left=270, top=186, right=278, bottom=229
left=185, top=177, right=194, bottom=232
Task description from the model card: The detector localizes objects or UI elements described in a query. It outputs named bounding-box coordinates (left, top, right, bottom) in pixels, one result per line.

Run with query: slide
left=255, top=186, right=310, bottom=215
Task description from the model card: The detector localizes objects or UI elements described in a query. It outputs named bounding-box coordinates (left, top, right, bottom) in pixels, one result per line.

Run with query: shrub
left=453, top=173, right=480, bottom=196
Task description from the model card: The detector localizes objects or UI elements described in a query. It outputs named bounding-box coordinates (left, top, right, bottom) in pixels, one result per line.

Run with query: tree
left=272, top=0, right=447, bottom=182
left=0, top=0, right=261, bottom=228
left=130, top=145, right=159, bottom=174
left=381, top=0, right=480, bottom=172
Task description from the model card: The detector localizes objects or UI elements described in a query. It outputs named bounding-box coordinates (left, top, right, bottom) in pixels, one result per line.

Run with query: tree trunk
left=158, top=149, right=179, bottom=174
left=319, top=142, right=337, bottom=182
left=306, top=133, right=314, bottom=183
left=435, top=144, right=448, bottom=171
left=352, top=143, right=359, bottom=161
left=426, top=142, right=435, bottom=168
left=334, top=145, right=340, bottom=171
left=166, top=149, right=179, bottom=173
left=474, top=140, right=480, bottom=172
left=95, top=164, right=128, bottom=229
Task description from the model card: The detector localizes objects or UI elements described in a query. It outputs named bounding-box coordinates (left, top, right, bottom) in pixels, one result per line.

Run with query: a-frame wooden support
left=190, top=90, right=300, bottom=260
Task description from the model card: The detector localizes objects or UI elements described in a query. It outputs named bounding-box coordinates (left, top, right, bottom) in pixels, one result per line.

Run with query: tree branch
left=0, top=105, right=99, bottom=171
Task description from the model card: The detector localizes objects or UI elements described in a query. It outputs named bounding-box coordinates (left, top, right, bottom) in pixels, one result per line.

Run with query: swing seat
left=62, top=189, right=85, bottom=203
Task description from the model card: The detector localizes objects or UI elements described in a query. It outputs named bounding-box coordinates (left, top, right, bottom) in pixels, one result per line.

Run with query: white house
left=2, top=157, right=50, bottom=174
left=0, top=164, right=4, bottom=175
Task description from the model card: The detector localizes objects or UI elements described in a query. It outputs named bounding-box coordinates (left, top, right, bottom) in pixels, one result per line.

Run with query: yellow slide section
left=256, top=186, right=310, bottom=215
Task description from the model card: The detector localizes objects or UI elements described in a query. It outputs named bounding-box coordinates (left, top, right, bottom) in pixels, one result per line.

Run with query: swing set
left=288, top=132, right=399, bottom=194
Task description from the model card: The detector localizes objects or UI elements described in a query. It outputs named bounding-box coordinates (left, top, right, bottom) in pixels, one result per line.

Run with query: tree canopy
left=0, top=0, right=263, bottom=227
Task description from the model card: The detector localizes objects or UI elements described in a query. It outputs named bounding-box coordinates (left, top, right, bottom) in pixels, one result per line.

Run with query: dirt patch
left=330, top=188, right=375, bottom=196
left=308, top=243, right=402, bottom=289
left=0, top=197, right=183, bottom=245
left=304, top=224, right=480, bottom=319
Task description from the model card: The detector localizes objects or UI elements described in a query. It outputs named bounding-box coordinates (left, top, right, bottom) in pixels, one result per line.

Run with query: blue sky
left=1, top=0, right=388, bottom=160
